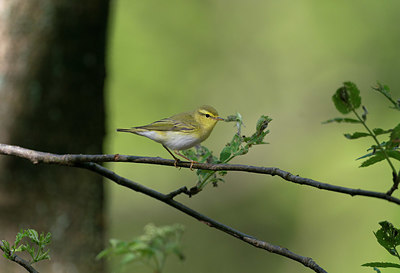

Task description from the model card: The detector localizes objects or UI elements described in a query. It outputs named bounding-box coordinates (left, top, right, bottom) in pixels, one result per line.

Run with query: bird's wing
left=136, top=114, right=197, bottom=132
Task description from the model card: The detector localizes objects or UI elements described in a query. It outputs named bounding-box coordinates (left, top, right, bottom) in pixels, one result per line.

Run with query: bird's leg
left=174, top=150, right=197, bottom=171
left=162, top=145, right=180, bottom=167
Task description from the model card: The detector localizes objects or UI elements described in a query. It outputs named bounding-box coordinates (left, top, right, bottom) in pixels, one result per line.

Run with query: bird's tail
left=116, top=128, right=135, bottom=133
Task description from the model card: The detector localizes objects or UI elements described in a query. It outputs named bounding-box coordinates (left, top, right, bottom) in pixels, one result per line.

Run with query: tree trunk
left=0, top=1, right=109, bottom=272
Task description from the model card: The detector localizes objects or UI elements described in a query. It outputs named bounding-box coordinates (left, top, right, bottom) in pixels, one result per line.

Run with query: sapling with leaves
left=324, top=81, right=400, bottom=195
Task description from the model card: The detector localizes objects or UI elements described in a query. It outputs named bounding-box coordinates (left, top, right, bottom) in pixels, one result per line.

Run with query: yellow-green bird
left=117, top=105, right=224, bottom=168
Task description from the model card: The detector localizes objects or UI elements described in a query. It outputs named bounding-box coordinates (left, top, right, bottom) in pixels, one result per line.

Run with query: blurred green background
left=104, top=1, right=400, bottom=272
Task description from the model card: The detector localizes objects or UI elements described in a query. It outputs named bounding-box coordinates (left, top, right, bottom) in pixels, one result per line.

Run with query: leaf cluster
left=324, top=82, right=400, bottom=171
left=97, top=224, right=185, bottom=273
left=362, top=221, right=400, bottom=272
left=1, top=229, right=51, bottom=264
left=183, top=114, right=272, bottom=194
left=372, top=82, right=400, bottom=111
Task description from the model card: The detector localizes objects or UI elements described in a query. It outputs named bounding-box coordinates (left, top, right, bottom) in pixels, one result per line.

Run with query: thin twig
left=77, top=162, right=327, bottom=273
left=386, top=171, right=400, bottom=196
left=0, top=241, right=39, bottom=273
left=0, top=143, right=327, bottom=273
left=0, top=143, right=399, bottom=205
left=351, top=109, right=398, bottom=195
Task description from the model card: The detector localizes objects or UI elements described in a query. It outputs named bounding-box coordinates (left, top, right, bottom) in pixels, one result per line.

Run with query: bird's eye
left=205, top=114, right=210, bottom=118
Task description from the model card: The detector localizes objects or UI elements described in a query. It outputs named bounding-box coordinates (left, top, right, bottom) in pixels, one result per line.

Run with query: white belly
left=137, top=131, right=200, bottom=150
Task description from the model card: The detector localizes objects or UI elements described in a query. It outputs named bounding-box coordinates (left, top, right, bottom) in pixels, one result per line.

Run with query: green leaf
left=1, top=240, right=10, bottom=252
left=230, top=134, right=242, bottom=153
left=15, top=230, right=25, bottom=246
left=332, top=82, right=362, bottom=114
left=255, top=115, right=272, bottom=133
left=219, top=145, right=232, bottom=162
left=356, top=152, right=375, bottom=160
left=362, top=262, right=400, bottom=269
left=374, top=221, right=400, bottom=256
left=332, top=87, right=351, bottom=114
left=373, top=128, right=392, bottom=136
left=344, top=81, right=362, bottom=109
left=344, top=132, right=371, bottom=139
left=387, top=150, right=400, bottom=162
left=322, top=117, right=361, bottom=124
left=43, top=232, right=52, bottom=245
left=98, top=224, right=185, bottom=272
left=373, top=82, right=400, bottom=110
left=27, top=229, right=39, bottom=244
left=389, top=123, right=400, bottom=144
left=36, top=249, right=50, bottom=262
left=120, top=253, right=137, bottom=265
left=360, top=152, right=385, bottom=167
left=14, top=244, right=25, bottom=252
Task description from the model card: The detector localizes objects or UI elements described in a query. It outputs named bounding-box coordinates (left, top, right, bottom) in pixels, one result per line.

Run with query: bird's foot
left=174, top=158, right=181, bottom=168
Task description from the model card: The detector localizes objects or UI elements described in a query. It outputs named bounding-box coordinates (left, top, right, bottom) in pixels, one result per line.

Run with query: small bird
left=117, top=105, right=224, bottom=169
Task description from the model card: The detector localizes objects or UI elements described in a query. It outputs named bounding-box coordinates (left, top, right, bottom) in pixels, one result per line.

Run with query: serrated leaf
left=362, top=262, right=400, bottom=268
left=255, top=115, right=272, bottom=132
left=43, top=232, right=52, bottom=244
left=374, top=221, right=400, bottom=256
left=15, top=231, right=24, bottom=246
left=344, top=132, right=371, bottom=139
left=27, top=229, right=39, bottom=244
left=360, top=152, right=385, bottom=167
left=322, top=117, right=361, bottom=124
left=1, top=240, right=10, bottom=252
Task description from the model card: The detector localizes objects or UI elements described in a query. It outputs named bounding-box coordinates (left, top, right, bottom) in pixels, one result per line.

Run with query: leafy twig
left=372, top=82, right=400, bottom=111
left=362, top=221, right=400, bottom=272
left=324, top=81, right=400, bottom=195
left=182, top=114, right=272, bottom=194
left=1, top=229, right=51, bottom=273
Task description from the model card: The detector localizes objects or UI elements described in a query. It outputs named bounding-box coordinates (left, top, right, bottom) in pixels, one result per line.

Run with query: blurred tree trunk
left=0, top=1, right=109, bottom=272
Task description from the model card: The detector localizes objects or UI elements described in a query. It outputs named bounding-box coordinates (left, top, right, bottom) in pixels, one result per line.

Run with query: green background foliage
left=104, top=1, right=400, bottom=272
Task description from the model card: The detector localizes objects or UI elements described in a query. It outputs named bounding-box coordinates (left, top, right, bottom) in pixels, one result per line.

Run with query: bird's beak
left=213, top=116, right=224, bottom=121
